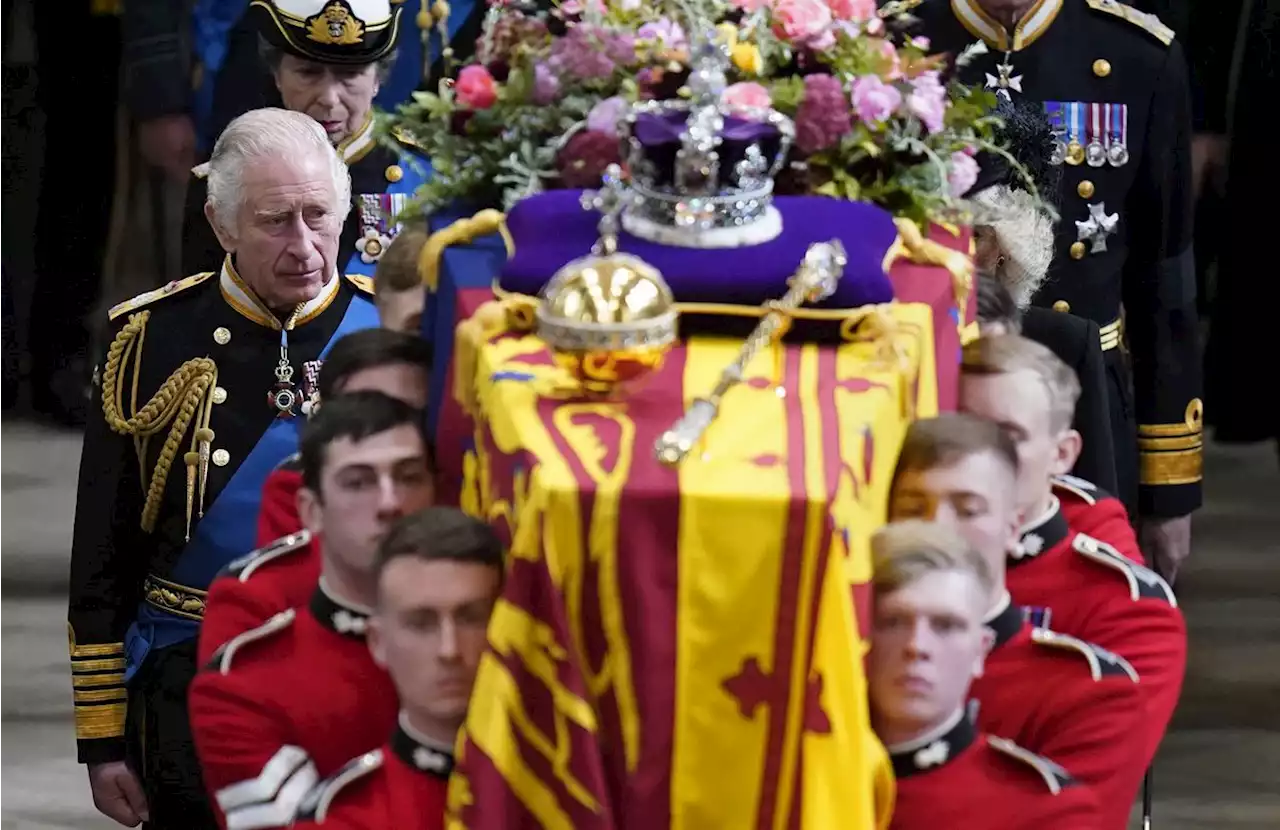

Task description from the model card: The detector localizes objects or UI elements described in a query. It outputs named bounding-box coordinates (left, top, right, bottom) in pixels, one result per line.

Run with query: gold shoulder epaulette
left=1072, top=534, right=1178, bottom=605
left=344, top=273, right=376, bottom=296
left=223, top=530, right=313, bottom=583
left=108, top=272, right=215, bottom=322
left=986, top=736, right=1076, bottom=795
left=192, top=162, right=210, bottom=180
left=390, top=124, right=430, bottom=156
left=1030, top=627, right=1139, bottom=682
left=295, top=750, right=384, bottom=823
left=1052, top=474, right=1099, bottom=505
left=1085, top=0, right=1174, bottom=45
left=209, top=608, right=295, bottom=675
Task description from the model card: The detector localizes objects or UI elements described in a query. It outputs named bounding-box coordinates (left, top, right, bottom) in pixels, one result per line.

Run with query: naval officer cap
left=250, top=0, right=403, bottom=65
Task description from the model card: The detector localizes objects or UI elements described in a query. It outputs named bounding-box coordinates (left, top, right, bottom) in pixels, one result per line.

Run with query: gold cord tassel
left=183, top=452, right=199, bottom=541
left=194, top=428, right=214, bottom=517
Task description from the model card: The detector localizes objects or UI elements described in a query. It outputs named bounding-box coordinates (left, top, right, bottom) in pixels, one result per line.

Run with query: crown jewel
left=616, top=29, right=794, bottom=249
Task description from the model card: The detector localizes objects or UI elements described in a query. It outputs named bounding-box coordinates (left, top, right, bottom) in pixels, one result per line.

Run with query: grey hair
left=205, top=107, right=352, bottom=235
left=257, top=36, right=399, bottom=83
left=970, top=186, right=1055, bottom=309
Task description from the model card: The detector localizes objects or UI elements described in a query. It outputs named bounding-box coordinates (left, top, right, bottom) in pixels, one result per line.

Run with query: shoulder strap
left=1030, top=627, right=1139, bottom=682
left=222, top=529, right=313, bottom=582
left=208, top=608, right=296, bottom=674
left=344, top=273, right=376, bottom=297
left=294, top=749, right=384, bottom=822
left=1052, top=474, right=1099, bottom=505
left=986, top=736, right=1078, bottom=794
left=108, top=272, right=216, bottom=321
left=1084, top=0, right=1175, bottom=45
left=1072, top=533, right=1178, bottom=605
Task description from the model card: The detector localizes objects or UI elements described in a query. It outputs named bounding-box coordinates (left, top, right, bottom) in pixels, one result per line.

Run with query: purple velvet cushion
left=499, top=190, right=897, bottom=310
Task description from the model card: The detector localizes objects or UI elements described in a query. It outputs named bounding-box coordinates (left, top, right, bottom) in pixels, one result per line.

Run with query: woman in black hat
left=182, top=0, right=437, bottom=280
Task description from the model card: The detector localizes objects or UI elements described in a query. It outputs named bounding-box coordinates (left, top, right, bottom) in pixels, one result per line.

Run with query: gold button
left=1077, top=180, right=1095, bottom=199
left=1053, top=300, right=1071, bottom=313
left=1070, top=241, right=1087, bottom=260
left=385, top=165, right=403, bottom=183
left=1093, top=59, right=1111, bottom=78
left=212, top=449, right=230, bottom=467
left=213, top=327, right=231, bottom=345
left=212, top=386, right=227, bottom=405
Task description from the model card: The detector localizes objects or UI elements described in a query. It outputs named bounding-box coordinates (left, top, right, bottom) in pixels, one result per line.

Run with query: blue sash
left=344, top=149, right=433, bottom=278
left=422, top=209, right=508, bottom=438
left=191, top=0, right=250, bottom=150
left=123, top=294, right=379, bottom=681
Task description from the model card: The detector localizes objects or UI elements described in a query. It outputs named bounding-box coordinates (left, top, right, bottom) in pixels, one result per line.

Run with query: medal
left=1065, top=102, right=1085, bottom=166
left=1044, top=102, right=1068, bottom=166
left=1107, top=103, right=1129, bottom=167
left=267, top=305, right=305, bottom=418
left=1074, top=201, right=1120, bottom=255
left=1086, top=103, right=1107, bottom=167
left=984, top=52, right=1024, bottom=102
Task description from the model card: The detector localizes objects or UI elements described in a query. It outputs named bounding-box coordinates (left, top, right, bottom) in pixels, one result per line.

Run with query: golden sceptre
left=653, top=240, right=847, bottom=467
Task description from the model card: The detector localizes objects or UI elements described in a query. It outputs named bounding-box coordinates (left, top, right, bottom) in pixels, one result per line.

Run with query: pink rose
left=948, top=151, right=980, bottom=197
left=771, top=0, right=833, bottom=47
left=850, top=74, right=902, bottom=125
left=907, top=70, right=947, bottom=134
left=827, top=0, right=876, bottom=21
left=586, top=96, right=629, bottom=138
left=455, top=65, right=498, bottom=110
left=722, top=81, right=773, bottom=112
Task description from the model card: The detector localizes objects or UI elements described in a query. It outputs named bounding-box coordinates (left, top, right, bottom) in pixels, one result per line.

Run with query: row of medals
left=1050, top=131, right=1129, bottom=168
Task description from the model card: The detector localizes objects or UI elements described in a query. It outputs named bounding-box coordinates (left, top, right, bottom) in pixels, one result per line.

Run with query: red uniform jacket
left=888, top=711, right=1100, bottom=830
left=196, top=530, right=322, bottom=665
left=257, top=457, right=304, bottom=546
left=1013, top=494, right=1186, bottom=770
left=1052, top=475, right=1143, bottom=564
left=189, top=586, right=398, bottom=830
left=291, top=719, right=450, bottom=830
left=972, top=600, right=1147, bottom=829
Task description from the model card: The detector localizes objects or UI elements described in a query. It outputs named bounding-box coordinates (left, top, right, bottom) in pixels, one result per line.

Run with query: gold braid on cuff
left=1138, top=398, right=1204, bottom=486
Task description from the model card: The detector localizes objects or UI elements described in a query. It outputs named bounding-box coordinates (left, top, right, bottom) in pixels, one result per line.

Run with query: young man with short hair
left=292, top=507, right=504, bottom=828
left=196, top=329, right=435, bottom=665
left=189, top=392, right=436, bottom=830
left=890, top=413, right=1147, bottom=828
left=372, top=226, right=431, bottom=336
left=959, top=333, right=1186, bottom=769
left=868, top=520, right=1099, bottom=828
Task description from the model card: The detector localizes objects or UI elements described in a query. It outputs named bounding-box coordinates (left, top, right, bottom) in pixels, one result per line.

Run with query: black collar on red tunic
left=888, top=709, right=977, bottom=779
left=391, top=716, right=455, bottom=781
left=985, top=595, right=1025, bottom=649
left=310, top=582, right=372, bottom=641
left=1011, top=498, right=1070, bottom=566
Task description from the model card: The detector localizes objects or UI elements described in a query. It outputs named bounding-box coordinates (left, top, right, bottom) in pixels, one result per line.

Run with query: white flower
left=355, top=227, right=390, bottom=264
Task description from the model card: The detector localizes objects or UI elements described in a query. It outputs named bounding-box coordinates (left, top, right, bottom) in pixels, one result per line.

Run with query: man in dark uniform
left=889, top=415, right=1149, bottom=827
left=292, top=507, right=504, bottom=829
left=189, top=392, right=436, bottom=829
left=867, top=521, right=1101, bottom=829
left=197, top=327, right=434, bottom=664
left=181, top=0, right=435, bottom=280
left=913, top=0, right=1203, bottom=580
left=68, top=108, right=378, bottom=829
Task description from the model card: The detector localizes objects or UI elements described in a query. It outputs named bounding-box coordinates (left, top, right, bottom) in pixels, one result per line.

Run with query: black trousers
left=126, top=639, right=218, bottom=830
left=28, top=4, right=120, bottom=414
left=1102, top=349, right=1139, bottom=518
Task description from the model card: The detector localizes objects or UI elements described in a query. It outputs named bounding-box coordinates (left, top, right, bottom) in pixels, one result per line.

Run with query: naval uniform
left=68, top=260, right=377, bottom=827
left=915, top=0, right=1203, bottom=519
left=181, top=114, right=432, bottom=280
left=291, top=716, right=452, bottom=830
left=196, top=528, right=321, bottom=665
left=1015, top=480, right=1187, bottom=768
left=257, top=454, right=307, bottom=544
left=887, top=711, right=1100, bottom=829
left=189, top=586, right=399, bottom=829
left=972, top=600, right=1147, bottom=828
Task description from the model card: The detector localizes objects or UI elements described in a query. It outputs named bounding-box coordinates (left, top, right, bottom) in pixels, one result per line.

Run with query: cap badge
left=307, top=1, right=365, bottom=46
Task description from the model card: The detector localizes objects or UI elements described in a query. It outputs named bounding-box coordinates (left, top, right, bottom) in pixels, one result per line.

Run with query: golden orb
left=537, top=253, right=678, bottom=395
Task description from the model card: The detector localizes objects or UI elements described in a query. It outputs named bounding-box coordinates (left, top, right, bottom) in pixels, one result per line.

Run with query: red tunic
left=189, top=586, right=397, bottom=830
left=197, top=530, right=322, bottom=665
left=256, top=458, right=304, bottom=546
left=888, top=713, right=1100, bottom=830
left=971, top=601, right=1146, bottom=829
left=1012, top=496, right=1186, bottom=772
left=290, top=721, right=450, bottom=830
left=1052, top=475, right=1143, bottom=564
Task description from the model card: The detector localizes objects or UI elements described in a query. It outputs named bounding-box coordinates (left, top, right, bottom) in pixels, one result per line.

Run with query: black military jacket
left=914, top=0, right=1203, bottom=518
left=68, top=260, right=376, bottom=764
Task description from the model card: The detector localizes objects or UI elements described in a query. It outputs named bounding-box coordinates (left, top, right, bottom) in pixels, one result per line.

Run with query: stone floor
left=2, top=420, right=1278, bottom=828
